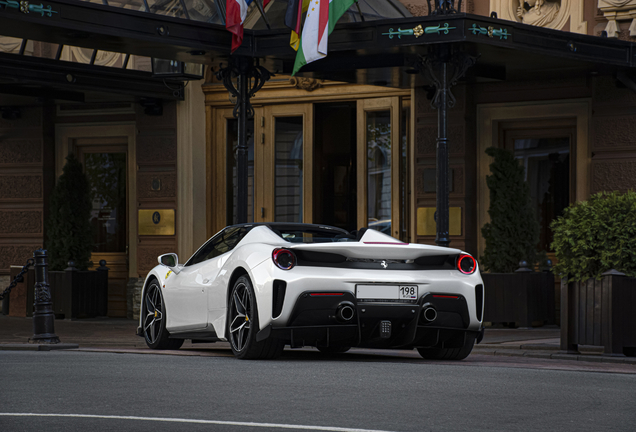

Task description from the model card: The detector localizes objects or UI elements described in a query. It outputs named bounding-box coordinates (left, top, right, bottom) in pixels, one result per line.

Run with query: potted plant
left=552, top=191, right=636, bottom=356
left=32, top=154, right=109, bottom=319
left=480, top=147, right=555, bottom=327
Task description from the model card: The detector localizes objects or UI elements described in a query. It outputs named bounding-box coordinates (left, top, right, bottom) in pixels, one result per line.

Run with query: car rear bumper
left=260, top=290, right=483, bottom=350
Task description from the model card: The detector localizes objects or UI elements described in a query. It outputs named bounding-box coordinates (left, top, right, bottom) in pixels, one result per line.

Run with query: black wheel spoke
left=230, top=281, right=252, bottom=353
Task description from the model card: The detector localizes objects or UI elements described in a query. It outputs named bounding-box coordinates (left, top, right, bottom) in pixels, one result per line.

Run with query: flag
left=292, top=0, right=355, bottom=75
left=226, top=0, right=253, bottom=53
left=285, top=0, right=309, bottom=51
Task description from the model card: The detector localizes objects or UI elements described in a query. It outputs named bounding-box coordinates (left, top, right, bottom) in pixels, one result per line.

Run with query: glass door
left=357, top=97, right=401, bottom=238
left=259, top=104, right=313, bottom=223
left=78, top=141, right=129, bottom=318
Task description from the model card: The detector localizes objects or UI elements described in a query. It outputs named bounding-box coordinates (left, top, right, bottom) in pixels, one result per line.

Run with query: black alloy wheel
left=228, top=275, right=284, bottom=360
left=143, top=280, right=183, bottom=350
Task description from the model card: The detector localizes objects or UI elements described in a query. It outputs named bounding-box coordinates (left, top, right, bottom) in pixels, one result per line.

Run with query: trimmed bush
left=480, top=147, right=541, bottom=273
left=551, top=191, right=636, bottom=281
left=46, top=154, right=94, bottom=271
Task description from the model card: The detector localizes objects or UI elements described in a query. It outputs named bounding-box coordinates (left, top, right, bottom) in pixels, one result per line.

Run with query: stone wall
left=0, top=106, right=54, bottom=275
left=591, top=76, right=636, bottom=194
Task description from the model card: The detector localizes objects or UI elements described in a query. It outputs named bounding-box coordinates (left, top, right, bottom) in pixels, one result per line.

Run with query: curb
left=473, top=346, right=636, bottom=365
left=0, top=343, right=79, bottom=351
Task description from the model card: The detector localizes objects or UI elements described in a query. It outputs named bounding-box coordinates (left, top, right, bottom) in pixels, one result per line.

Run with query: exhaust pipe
left=336, top=302, right=355, bottom=322
left=421, top=303, right=437, bottom=322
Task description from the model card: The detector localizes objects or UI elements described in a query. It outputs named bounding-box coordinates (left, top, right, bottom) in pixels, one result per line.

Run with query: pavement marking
left=0, top=413, right=397, bottom=432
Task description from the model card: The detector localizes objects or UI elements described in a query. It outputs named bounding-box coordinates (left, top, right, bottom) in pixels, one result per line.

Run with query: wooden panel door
left=357, top=97, right=401, bottom=238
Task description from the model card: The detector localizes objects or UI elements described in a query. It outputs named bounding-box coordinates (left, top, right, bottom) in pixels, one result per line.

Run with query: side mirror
left=158, top=253, right=179, bottom=272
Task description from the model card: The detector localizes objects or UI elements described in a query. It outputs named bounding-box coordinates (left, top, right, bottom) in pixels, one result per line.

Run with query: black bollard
left=29, top=249, right=60, bottom=344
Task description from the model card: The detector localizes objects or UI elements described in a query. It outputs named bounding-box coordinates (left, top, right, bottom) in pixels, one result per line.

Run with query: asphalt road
left=1, top=350, right=635, bottom=432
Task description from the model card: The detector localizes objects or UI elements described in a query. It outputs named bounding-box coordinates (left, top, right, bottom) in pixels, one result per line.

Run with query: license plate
left=356, top=285, right=418, bottom=302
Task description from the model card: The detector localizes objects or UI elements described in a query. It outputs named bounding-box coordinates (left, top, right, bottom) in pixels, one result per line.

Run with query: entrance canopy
left=1, top=0, right=635, bottom=88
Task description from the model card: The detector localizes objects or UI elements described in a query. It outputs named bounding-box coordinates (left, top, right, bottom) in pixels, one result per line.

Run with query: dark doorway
left=503, top=120, right=575, bottom=252
left=313, top=102, right=357, bottom=232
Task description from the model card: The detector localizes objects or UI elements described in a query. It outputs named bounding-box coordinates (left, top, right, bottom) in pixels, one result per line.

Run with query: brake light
left=272, top=248, right=296, bottom=270
left=456, top=254, right=477, bottom=275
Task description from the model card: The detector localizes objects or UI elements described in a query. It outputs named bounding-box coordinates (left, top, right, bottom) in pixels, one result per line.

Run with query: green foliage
left=480, top=147, right=541, bottom=273
left=551, top=191, right=636, bottom=281
left=46, top=154, right=94, bottom=271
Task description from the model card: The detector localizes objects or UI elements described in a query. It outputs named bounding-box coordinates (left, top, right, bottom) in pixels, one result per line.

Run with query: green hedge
left=46, top=154, right=94, bottom=271
left=480, top=147, right=541, bottom=273
left=551, top=191, right=636, bottom=281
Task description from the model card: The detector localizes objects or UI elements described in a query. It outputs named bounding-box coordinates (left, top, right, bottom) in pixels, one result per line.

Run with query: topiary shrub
left=480, top=147, right=541, bottom=273
left=46, top=153, right=94, bottom=271
left=551, top=191, right=636, bottom=281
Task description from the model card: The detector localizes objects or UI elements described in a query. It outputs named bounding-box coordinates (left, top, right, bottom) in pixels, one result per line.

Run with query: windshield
left=270, top=226, right=356, bottom=243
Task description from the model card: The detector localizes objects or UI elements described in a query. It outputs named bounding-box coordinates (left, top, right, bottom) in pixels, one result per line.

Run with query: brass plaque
left=417, top=207, right=461, bottom=236
left=139, top=209, right=175, bottom=236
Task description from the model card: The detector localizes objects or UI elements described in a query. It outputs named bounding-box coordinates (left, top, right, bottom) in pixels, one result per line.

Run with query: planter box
left=9, top=265, right=108, bottom=319
left=561, top=275, right=636, bottom=356
left=482, top=272, right=555, bottom=328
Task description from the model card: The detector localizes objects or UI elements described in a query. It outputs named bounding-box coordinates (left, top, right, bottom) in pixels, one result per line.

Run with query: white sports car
left=137, top=223, right=484, bottom=360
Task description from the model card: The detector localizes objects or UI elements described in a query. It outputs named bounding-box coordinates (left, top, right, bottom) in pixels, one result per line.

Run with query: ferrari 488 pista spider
left=137, top=223, right=484, bottom=360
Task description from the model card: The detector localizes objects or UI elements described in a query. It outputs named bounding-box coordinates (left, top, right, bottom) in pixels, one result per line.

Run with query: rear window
left=273, top=227, right=356, bottom=243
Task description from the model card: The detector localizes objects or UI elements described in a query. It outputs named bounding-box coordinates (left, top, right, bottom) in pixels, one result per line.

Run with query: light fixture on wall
left=151, top=59, right=204, bottom=81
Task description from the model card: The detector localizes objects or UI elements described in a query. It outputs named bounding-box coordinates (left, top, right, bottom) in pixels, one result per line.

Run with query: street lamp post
left=216, top=57, right=272, bottom=223
left=418, top=45, right=476, bottom=247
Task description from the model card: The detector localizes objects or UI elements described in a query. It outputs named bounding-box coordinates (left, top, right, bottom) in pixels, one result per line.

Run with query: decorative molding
left=598, top=0, right=636, bottom=37
left=0, top=175, right=42, bottom=199
left=0, top=210, right=41, bottom=233
left=204, top=76, right=410, bottom=107
left=489, top=0, right=587, bottom=34
left=592, top=158, right=636, bottom=193
left=469, top=24, right=510, bottom=39
left=137, top=172, right=176, bottom=199
left=0, top=0, right=58, bottom=17
left=289, top=77, right=323, bottom=92
left=382, top=23, right=456, bottom=39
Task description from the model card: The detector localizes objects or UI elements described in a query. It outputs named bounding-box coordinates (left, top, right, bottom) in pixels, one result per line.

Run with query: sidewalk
left=1, top=315, right=635, bottom=365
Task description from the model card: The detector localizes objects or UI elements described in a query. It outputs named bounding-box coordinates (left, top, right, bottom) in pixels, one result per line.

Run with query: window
left=185, top=226, right=251, bottom=266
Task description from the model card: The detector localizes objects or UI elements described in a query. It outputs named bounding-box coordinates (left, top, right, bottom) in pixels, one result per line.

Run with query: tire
left=142, top=280, right=184, bottom=350
left=317, top=345, right=351, bottom=354
left=417, top=334, right=476, bottom=361
left=227, top=275, right=284, bottom=360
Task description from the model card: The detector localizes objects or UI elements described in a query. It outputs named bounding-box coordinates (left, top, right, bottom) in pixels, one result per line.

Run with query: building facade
left=2, top=0, right=636, bottom=320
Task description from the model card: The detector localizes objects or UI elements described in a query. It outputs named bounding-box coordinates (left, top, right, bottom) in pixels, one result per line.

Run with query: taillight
left=456, top=254, right=476, bottom=275
left=272, top=248, right=296, bottom=270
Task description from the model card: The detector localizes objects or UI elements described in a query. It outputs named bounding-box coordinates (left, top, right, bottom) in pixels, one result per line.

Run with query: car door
left=164, top=227, right=250, bottom=332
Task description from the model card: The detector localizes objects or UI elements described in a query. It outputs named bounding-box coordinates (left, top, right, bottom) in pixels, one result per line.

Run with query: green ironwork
left=0, top=0, right=58, bottom=17
left=382, top=23, right=456, bottom=39
left=469, top=24, right=509, bottom=40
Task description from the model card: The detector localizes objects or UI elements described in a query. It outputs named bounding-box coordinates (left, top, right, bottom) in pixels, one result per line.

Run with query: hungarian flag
left=226, top=0, right=271, bottom=53
left=292, top=0, right=355, bottom=75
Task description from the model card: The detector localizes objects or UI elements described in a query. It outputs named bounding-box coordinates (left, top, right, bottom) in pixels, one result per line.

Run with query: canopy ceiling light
left=151, top=59, right=204, bottom=81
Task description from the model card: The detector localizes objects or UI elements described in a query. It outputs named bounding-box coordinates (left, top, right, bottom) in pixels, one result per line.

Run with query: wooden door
left=258, top=104, right=313, bottom=223
left=357, top=97, right=401, bottom=238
